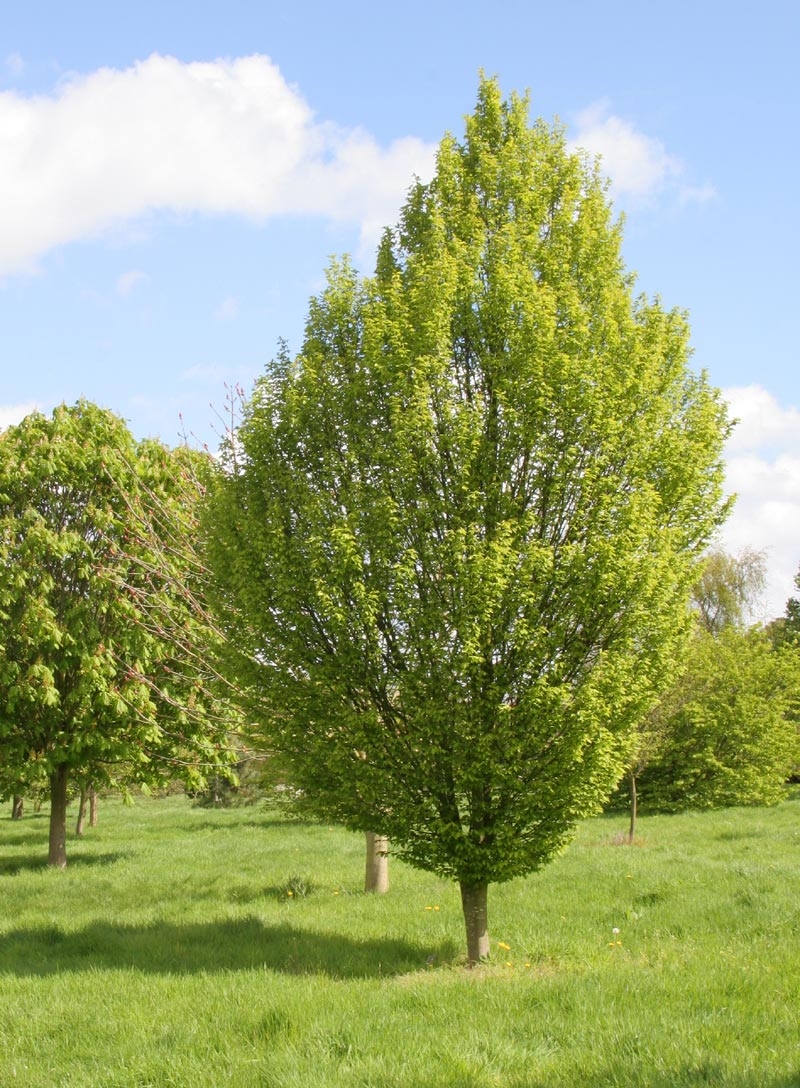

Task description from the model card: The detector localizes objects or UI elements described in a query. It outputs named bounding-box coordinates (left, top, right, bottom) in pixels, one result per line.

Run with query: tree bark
left=11, top=795, right=23, bottom=820
left=628, top=770, right=638, bottom=845
left=48, top=764, right=69, bottom=868
left=75, top=786, right=87, bottom=837
left=88, top=785, right=98, bottom=827
left=460, top=881, right=489, bottom=966
left=364, top=832, right=389, bottom=893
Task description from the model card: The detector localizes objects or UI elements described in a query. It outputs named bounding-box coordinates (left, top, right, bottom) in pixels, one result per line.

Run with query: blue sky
left=2, top=0, right=798, bottom=618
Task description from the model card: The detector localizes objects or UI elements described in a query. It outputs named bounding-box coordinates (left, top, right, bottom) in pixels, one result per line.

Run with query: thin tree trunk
left=364, top=832, right=389, bottom=893
left=88, top=785, right=98, bottom=827
left=628, top=770, right=638, bottom=845
left=75, top=786, right=87, bottom=837
left=460, top=881, right=489, bottom=966
left=11, top=795, right=23, bottom=820
left=48, top=763, right=69, bottom=869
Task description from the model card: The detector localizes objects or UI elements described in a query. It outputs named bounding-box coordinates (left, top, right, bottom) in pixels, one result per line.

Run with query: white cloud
left=116, top=268, right=149, bottom=296
left=213, top=296, right=239, bottom=321
left=0, top=401, right=39, bottom=430
left=0, top=53, right=436, bottom=277
left=719, top=385, right=800, bottom=622
left=570, top=101, right=712, bottom=206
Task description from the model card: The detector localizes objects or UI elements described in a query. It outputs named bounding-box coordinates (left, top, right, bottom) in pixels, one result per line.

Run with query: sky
left=1, top=0, right=798, bottom=620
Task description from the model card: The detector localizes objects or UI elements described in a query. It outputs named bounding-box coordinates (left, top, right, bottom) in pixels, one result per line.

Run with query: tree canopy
left=206, top=79, right=731, bottom=961
left=0, top=400, right=233, bottom=866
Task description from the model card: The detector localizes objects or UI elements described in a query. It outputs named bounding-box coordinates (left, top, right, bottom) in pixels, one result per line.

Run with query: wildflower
left=612, top=927, right=620, bottom=936
left=424, top=906, right=433, bottom=911
left=498, top=941, right=511, bottom=951
left=433, top=906, right=440, bottom=912
left=287, top=890, right=293, bottom=897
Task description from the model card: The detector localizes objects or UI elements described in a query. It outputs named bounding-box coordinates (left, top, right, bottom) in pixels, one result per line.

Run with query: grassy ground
left=0, top=792, right=798, bottom=1087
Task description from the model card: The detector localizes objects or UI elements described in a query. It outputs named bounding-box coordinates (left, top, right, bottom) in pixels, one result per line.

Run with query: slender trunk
left=628, top=770, right=637, bottom=845
left=75, top=786, right=87, bottom=837
left=48, top=764, right=69, bottom=869
left=11, top=795, right=24, bottom=820
left=88, top=785, right=98, bottom=827
left=364, top=832, right=389, bottom=894
left=460, top=881, right=489, bottom=966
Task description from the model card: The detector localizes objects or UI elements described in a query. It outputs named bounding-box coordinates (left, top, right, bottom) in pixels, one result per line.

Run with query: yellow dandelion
left=433, top=906, right=440, bottom=912
left=498, top=941, right=511, bottom=951
left=505, top=961, right=512, bottom=967
left=287, top=890, right=293, bottom=897
left=524, top=963, right=531, bottom=968
left=424, top=906, right=433, bottom=911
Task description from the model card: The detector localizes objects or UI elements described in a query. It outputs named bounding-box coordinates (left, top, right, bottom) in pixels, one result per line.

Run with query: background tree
left=206, top=79, right=730, bottom=963
left=621, top=548, right=799, bottom=820
left=693, top=547, right=766, bottom=634
left=0, top=402, right=234, bottom=867
left=633, top=627, right=799, bottom=810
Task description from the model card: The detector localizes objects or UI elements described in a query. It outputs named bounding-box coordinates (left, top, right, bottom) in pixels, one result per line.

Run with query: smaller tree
left=0, top=402, right=235, bottom=867
left=635, top=627, right=799, bottom=810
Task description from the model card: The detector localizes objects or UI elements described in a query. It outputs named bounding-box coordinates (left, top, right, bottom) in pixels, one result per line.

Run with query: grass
left=1, top=793, right=799, bottom=1086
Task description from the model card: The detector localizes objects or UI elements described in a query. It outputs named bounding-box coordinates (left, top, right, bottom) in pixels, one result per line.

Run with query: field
left=0, top=792, right=798, bottom=1087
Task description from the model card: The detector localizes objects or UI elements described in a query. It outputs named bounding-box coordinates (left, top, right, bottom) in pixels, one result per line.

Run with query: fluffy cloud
left=570, top=101, right=714, bottom=205
left=0, top=53, right=435, bottom=276
left=719, top=385, right=800, bottom=621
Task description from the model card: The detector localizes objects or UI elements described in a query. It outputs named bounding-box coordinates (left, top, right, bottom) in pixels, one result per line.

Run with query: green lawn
left=0, top=792, right=798, bottom=1087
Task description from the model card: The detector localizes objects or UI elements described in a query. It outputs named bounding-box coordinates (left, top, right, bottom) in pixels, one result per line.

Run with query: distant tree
left=624, top=547, right=768, bottom=838
left=0, top=401, right=234, bottom=867
left=693, top=547, right=766, bottom=634
left=635, top=626, right=799, bottom=810
left=205, top=79, right=730, bottom=963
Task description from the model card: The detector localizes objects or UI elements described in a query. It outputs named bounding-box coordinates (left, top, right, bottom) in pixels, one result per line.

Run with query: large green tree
left=207, top=80, right=730, bottom=963
left=0, top=401, right=233, bottom=867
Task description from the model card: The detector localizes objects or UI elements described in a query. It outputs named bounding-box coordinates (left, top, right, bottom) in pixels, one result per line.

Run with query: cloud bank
left=0, top=53, right=435, bottom=276
left=720, top=385, right=800, bottom=621
left=571, top=101, right=715, bottom=206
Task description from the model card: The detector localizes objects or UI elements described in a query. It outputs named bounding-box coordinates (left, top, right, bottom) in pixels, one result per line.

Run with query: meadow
left=0, top=792, right=798, bottom=1087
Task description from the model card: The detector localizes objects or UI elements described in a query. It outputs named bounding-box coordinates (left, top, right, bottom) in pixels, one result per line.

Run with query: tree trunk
left=11, top=795, right=23, bottom=820
left=48, top=764, right=69, bottom=869
left=88, top=785, right=98, bottom=827
left=628, top=770, right=638, bottom=845
left=364, top=832, right=389, bottom=893
left=75, top=786, right=87, bottom=837
left=460, top=881, right=489, bottom=966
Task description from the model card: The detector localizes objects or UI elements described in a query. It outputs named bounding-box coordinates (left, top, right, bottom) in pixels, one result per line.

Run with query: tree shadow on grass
left=0, top=851, right=130, bottom=875
left=0, top=916, right=456, bottom=980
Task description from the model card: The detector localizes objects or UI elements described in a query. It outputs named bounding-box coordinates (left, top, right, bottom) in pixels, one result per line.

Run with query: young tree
left=623, top=547, right=767, bottom=839
left=206, top=79, right=731, bottom=963
left=0, top=401, right=234, bottom=867
left=634, top=627, right=799, bottom=810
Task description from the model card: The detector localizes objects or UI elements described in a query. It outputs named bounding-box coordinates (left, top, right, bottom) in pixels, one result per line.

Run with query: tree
left=634, top=627, right=799, bottom=810
left=0, top=401, right=233, bottom=867
left=206, top=79, right=731, bottom=963
left=623, top=547, right=767, bottom=840
left=693, top=547, right=766, bottom=634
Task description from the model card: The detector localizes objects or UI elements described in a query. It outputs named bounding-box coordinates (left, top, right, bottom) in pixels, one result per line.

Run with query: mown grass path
left=1, top=793, right=798, bottom=1086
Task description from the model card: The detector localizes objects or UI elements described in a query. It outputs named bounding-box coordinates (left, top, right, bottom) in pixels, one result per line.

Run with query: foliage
left=0, top=401, right=234, bottom=861
left=692, top=546, right=766, bottom=634
left=205, top=79, right=730, bottom=956
left=634, top=626, right=800, bottom=810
